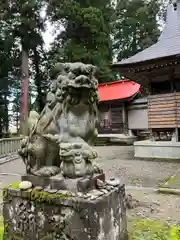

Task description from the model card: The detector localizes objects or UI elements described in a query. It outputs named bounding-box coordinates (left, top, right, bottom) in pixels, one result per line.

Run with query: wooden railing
left=148, top=92, right=180, bottom=129
left=0, top=137, right=22, bottom=158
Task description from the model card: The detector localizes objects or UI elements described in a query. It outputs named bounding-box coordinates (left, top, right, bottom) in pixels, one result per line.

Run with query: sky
left=40, top=7, right=63, bottom=50
left=42, top=22, right=55, bottom=50
left=42, top=22, right=66, bottom=50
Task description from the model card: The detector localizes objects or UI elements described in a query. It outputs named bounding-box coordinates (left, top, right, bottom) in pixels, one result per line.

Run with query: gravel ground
left=0, top=146, right=180, bottom=225
left=126, top=189, right=180, bottom=229
left=96, top=146, right=180, bottom=187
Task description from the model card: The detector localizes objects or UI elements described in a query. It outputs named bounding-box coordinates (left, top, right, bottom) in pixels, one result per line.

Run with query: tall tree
left=114, top=0, right=161, bottom=61
left=10, top=73, right=21, bottom=133
left=1, top=0, right=47, bottom=125
left=0, top=16, right=19, bottom=136
left=46, top=0, right=114, bottom=83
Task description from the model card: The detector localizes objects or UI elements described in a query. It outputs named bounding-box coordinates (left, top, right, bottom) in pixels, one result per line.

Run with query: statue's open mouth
left=61, top=74, right=98, bottom=106
left=64, top=85, right=98, bottom=106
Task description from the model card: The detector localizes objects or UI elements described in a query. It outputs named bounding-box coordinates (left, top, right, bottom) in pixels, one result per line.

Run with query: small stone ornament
left=34, top=186, right=43, bottom=191
left=106, top=178, right=120, bottom=187
left=46, top=189, right=58, bottom=194
left=96, top=179, right=106, bottom=189
left=106, top=185, right=113, bottom=191
left=19, top=181, right=32, bottom=190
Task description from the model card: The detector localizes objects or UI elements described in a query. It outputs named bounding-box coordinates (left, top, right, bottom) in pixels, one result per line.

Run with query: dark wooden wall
left=148, top=92, right=180, bottom=129
left=98, top=103, right=124, bottom=134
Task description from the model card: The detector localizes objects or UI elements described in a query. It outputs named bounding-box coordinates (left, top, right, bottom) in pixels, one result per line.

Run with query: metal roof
left=113, top=1, right=180, bottom=66
left=98, top=80, right=140, bottom=102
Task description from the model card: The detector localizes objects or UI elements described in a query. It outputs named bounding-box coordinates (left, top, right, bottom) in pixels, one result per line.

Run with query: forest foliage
left=0, top=0, right=167, bottom=135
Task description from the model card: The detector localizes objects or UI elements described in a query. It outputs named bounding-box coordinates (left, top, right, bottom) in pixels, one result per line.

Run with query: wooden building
left=98, top=80, right=141, bottom=135
left=112, top=1, right=180, bottom=142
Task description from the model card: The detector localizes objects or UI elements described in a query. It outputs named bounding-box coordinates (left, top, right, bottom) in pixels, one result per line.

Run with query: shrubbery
left=130, top=219, right=180, bottom=240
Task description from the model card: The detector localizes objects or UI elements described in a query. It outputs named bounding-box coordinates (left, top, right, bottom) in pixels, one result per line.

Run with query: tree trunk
left=20, top=49, right=29, bottom=135
left=4, top=95, right=9, bottom=135
left=34, top=48, right=44, bottom=112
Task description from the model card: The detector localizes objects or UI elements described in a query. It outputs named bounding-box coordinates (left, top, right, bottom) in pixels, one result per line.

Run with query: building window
left=151, top=81, right=172, bottom=94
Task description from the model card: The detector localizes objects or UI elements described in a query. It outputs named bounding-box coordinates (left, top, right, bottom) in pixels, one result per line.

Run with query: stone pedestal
left=3, top=184, right=127, bottom=240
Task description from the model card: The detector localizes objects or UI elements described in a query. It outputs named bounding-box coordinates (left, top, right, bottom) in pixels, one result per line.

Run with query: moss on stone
left=3, top=182, right=21, bottom=202
left=129, top=219, right=180, bottom=240
left=9, top=182, right=21, bottom=189
left=29, top=188, right=72, bottom=204
left=3, top=182, right=20, bottom=194
left=3, top=181, right=72, bottom=205
left=2, top=188, right=8, bottom=200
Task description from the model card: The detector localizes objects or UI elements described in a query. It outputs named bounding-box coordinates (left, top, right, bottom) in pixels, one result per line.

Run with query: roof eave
left=99, top=93, right=139, bottom=103
left=111, top=54, right=180, bottom=70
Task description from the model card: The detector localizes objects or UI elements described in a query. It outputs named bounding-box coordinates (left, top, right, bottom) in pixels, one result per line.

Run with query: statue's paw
left=43, top=134, right=61, bottom=143
left=34, top=166, right=60, bottom=177
left=18, top=149, right=23, bottom=156
left=93, top=163, right=103, bottom=174
left=18, top=148, right=27, bottom=158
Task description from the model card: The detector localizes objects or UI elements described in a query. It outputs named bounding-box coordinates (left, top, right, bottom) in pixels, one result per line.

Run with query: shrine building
left=112, top=0, right=180, bottom=159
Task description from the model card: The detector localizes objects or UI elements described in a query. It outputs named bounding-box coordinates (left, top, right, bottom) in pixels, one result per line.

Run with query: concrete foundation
left=97, top=134, right=137, bottom=145
left=134, top=140, right=180, bottom=160
left=3, top=184, right=127, bottom=240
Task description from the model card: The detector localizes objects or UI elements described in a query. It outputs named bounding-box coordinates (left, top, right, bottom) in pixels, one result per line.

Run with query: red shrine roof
left=98, top=80, right=140, bottom=102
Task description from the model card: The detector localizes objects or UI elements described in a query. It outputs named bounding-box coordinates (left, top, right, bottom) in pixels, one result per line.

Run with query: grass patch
left=130, top=219, right=180, bottom=240
left=159, top=171, right=180, bottom=190
left=0, top=216, right=4, bottom=240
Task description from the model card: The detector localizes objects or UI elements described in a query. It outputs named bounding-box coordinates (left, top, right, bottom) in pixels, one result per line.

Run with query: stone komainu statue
left=18, top=62, right=102, bottom=178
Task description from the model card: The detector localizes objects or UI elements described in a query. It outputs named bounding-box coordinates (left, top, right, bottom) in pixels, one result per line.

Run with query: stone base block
left=134, top=140, right=180, bottom=160
left=3, top=184, right=128, bottom=240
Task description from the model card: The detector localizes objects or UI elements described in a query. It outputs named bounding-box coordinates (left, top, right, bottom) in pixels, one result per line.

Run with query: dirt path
left=0, top=146, right=180, bottom=225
